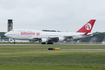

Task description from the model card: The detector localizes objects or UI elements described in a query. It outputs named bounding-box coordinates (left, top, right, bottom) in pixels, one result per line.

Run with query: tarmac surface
left=0, top=44, right=105, bottom=51
left=0, top=43, right=105, bottom=46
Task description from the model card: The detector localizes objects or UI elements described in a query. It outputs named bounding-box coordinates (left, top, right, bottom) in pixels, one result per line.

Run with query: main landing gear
left=42, top=42, right=46, bottom=44
left=41, top=42, right=53, bottom=45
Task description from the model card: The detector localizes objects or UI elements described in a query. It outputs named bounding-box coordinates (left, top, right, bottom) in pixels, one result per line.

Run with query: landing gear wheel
left=42, top=42, right=46, bottom=44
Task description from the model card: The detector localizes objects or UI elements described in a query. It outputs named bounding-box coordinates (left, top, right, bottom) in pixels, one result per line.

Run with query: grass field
left=0, top=45, right=105, bottom=70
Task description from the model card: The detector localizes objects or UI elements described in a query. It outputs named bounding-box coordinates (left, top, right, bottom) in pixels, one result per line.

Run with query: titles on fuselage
left=21, top=32, right=40, bottom=35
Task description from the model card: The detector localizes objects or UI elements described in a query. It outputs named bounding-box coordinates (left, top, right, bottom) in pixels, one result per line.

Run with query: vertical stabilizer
left=77, top=19, right=96, bottom=33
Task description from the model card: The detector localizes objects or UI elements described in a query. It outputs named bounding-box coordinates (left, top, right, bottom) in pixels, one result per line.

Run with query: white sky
left=0, top=0, right=105, bottom=32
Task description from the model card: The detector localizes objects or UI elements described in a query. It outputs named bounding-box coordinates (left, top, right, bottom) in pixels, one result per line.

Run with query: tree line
left=78, top=32, right=105, bottom=42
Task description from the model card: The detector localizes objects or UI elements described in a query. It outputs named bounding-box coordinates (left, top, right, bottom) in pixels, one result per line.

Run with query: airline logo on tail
left=85, top=23, right=91, bottom=30
left=77, top=19, right=96, bottom=33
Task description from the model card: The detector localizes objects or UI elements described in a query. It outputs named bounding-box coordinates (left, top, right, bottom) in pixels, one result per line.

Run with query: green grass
left=0, top=45, right=105, bottom=70
left=0, top=65, right=105, bottom=70
left=0, top=45, right=105, bottom=57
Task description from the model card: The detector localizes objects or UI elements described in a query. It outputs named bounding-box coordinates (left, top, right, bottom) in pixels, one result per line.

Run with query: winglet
left=77, top=19, right=96, bottom=33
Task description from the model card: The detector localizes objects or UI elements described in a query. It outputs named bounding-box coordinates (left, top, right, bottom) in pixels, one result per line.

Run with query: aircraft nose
left=4, top=33, right=8, bottom=37
left=4, top=32, right=12, bottom=37
left=4, top=31, right=18, bottom=38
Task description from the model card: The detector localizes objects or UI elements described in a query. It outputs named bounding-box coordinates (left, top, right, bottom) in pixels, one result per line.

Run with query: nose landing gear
left=13, top=39, right=15, bottom=44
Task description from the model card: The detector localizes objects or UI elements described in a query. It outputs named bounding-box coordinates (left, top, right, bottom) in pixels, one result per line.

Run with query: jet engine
left=41, top=38, right=48, bottom=42
left=58, top=37, right=65, bottom=42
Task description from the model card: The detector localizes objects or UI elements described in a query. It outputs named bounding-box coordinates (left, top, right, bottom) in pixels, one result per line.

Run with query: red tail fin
left=77, top=19, right=96, bottom=33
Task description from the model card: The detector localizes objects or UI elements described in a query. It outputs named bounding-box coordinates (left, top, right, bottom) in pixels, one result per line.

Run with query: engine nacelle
left=41, top=38, right=48, bottom=42
left=58, top=37, right=65, bottom=42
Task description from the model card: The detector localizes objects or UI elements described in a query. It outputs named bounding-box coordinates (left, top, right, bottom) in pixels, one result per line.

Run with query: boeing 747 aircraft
left=5, top=19, right=96, bottom=44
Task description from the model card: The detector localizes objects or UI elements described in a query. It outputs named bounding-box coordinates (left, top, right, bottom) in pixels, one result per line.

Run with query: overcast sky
left=0, top=0, right=105, bottom=32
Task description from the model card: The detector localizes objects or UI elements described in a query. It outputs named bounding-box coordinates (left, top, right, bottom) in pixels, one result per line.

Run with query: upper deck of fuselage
left=12, top=29, right=62, bottom=32
left=9, top=29, right=85, bottom=36
left=42, top=30, right=61, bottom=32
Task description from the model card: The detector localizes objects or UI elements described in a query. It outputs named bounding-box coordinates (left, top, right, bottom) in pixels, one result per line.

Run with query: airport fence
left=0, top=58, right=105, bottom=65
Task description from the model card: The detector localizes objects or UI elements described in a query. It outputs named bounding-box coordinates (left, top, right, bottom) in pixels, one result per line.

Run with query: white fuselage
left=5, top=29, right=85, bottom=41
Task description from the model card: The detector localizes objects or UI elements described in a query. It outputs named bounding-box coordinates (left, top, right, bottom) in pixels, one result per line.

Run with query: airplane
left=4, top=19, right=96, bottom=44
